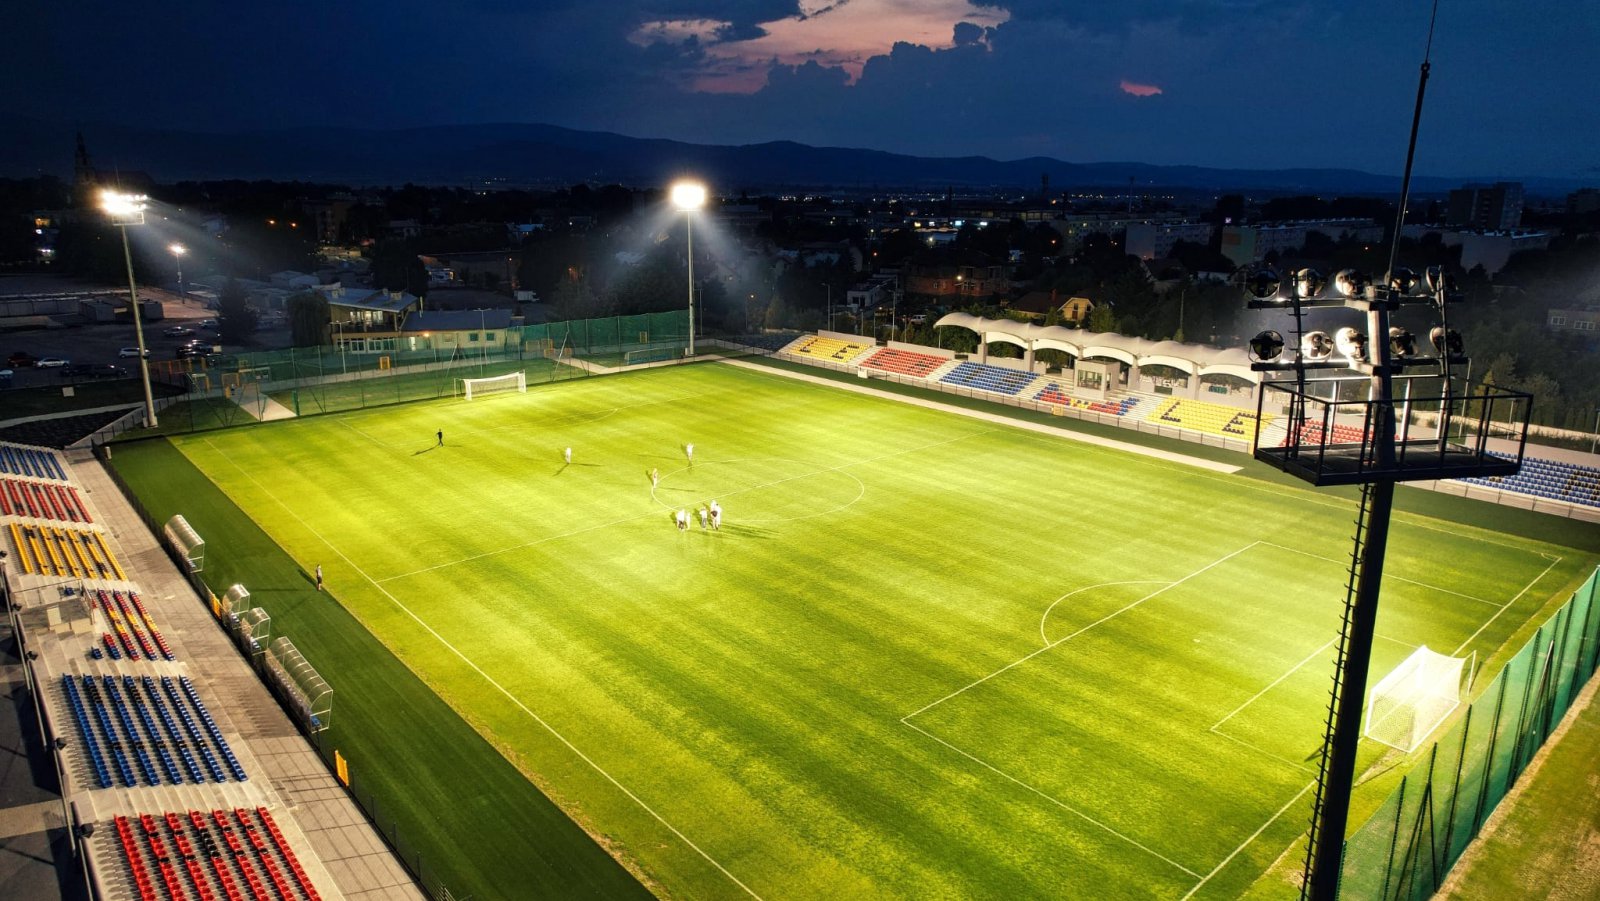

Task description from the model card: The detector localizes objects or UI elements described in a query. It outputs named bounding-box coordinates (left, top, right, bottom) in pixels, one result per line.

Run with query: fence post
left=1380, top=774, right=1409, bottom=901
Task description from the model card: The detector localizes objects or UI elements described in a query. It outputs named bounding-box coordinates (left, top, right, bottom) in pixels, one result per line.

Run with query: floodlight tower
left=671, top=181, right=707, bottom=357
left=1241, top=10, right=1530, bottom=892
left=169, top=243, right=187, bottom=299
left=103, top=190, right=159, bottom=428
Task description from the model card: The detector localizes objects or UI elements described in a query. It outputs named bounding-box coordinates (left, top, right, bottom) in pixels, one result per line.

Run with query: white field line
left=1179, top=781, right=1315, bottom=901
left=1453, top=554, right=1564, bottom=656
left=202, top=438, right=767, bottom=901
left=380, top=425, right=997, bottom=583
left=903, top=542, right=1258, bottom=722
left=899, top=718, right=1202, bottom=880
left=1205, top=728, right=1316, bottom=775
left=1038, top=581, right=1170, bottom=646
left=1211, top=639, right=1337, bottom=732
left=1257, top=541, right=1510, bottom=610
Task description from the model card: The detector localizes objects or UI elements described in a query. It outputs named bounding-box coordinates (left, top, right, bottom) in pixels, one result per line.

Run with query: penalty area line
left=1179, top=781, right=1315, bottom=900
left=899, top=718, right=1202, bottom=880
left=204, top=439, right=767, bottom=901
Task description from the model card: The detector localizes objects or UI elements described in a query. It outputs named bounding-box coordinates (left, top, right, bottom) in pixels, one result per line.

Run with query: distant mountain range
left=1, top=117, right=1585, bottom=196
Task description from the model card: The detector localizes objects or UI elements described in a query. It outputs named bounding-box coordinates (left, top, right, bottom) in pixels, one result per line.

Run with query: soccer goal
left=457, top=370, right=526, bottom=400
left=1364, top=645, right=1475, bottom=752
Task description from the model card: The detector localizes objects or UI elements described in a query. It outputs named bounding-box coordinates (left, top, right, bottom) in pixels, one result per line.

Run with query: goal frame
left=1363, top=645, right=1476, bottom=753
left=457, top=370, right=526, bottom=400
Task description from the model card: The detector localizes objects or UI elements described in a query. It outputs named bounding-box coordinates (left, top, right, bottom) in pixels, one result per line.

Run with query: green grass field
left=111, top=361, right=1599, bottom=900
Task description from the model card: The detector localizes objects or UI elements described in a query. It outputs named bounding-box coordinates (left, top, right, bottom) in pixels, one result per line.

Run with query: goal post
left=1364, top=645, right=1475, bottom=752
left=457, top=370, right=526, bottom=400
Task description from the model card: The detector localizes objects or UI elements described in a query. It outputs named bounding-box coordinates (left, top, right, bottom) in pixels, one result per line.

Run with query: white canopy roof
left=933, top=312, right=1259, bottom=383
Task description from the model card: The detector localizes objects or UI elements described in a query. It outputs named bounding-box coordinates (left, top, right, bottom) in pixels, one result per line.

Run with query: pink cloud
left=633, top=0, right=1008, bottom=95
left=1120, top=80, right=1163, bottom=97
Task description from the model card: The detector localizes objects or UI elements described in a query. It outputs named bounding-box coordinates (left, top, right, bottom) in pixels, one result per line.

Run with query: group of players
left=554, top=442, right=723, bottom=532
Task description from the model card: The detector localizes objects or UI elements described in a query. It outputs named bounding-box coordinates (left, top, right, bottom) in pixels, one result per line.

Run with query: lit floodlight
left=1389, top=326, right=1417, bottom=358
left=169, top=243, right=186, bottom=257
left=670, top=181, right=707, bottom=211
left=1388, top=267, right=1419, bottom=295
left=101, top=189, right=148, bottom=225
left=1301, top=330, right=1334, bottom=360
left=1429, top=326, right=1464, bottom=356
left=1249, top=330, right=1285, bottom=362
left=1333, top=269, right=1369, bottom=298
left=1335, top=326, right=1368, bottom=363
left=1295, top=268, right=1327, bottom=300
left=1245, top=267, right=1282, bottom=300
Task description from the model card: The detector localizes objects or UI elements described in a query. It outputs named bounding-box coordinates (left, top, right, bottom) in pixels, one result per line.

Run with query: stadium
left=2, top=303, right=1598, bottom=901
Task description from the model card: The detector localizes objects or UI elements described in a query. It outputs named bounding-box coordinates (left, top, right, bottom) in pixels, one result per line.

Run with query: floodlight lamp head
left=101, top=189, right=147, bottom=224
left=670, top=182, right=707, bottom=211
left=1430, top=326, right=1464, bottom=356
left=1249, top=329, right=1285, bottom=362
left=1335, top=326, right=1368, bottom=363
left=1389, top=326, right=1417, bottom=358
left=1424, top=265, right=1445, bottom=294
left=1388, top=267, right=1419, bottom=296
left=1301, top=330, right=1333, bottom=361
left=1334, top=269, right=1368, bottom=298
left=1244, top=267, right=1281, bottom=301
left=1294, top=268, right=1326, bottom=300
left=169, top=243, right=186, bottom=257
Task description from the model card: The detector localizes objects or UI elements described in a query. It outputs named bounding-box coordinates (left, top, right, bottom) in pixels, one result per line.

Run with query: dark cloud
left=3, top=0, right=1595, bottom=178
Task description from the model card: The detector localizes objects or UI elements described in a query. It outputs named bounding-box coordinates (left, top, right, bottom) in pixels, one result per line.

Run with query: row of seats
left=6, top=522, right=124, bottom=580
left=1147, top=397, right=1273, bottom=439
left=60, top=673, right=246, bottom=788
left=97, top=590, right=176, bottom=661
left=939, top=361, right=1040, bottom=396
left=113, top=808, right=322, bottom=901
left=857, top=347, right=950, bottom=378
left=1284, top=421, right=1371, bottom=446
left=1033, top=383, right=1144, bottom=416
left=0, top=443, right=67, bottom=481
left=1459, top=454, right=1600, bottom=509
left=787, top=335, right=872, bottom=363
left=0, top=478, right=91, bottom=522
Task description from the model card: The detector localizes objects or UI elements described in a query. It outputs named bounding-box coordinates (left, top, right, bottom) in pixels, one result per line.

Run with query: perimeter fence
left=116, top=311, right=692, bottom=435
left=1339, top=564, right=1600, bottom=898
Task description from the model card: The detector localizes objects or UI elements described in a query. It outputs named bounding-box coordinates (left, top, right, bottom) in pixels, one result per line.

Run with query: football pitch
left=129, top=362, right=1597, bottom=899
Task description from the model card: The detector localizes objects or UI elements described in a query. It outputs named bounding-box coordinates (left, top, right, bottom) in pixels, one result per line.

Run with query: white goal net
left=458, top=370, right=526, bottom=400
left=1364, top=645, right=1474, bottom=752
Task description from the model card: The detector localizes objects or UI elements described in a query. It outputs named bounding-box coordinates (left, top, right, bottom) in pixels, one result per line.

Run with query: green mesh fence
left=1340, top=566, right=1600, bottom=899
left=132, top=310, right=689, bottom=434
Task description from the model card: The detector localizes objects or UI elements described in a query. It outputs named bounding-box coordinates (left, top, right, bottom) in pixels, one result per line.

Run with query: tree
left=369, top=241, right=429, bottom=297
left=287, top=291, right=330, bottom=348
left=217, top=279, right=258, bottom=344
left=1087, top=303, right=1118, bottom=333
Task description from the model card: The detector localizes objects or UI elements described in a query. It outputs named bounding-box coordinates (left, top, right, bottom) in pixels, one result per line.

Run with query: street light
left=102, top=190, right=158, bottom=428
left=169, top=243, right=187, bottom=300
left=671, top=181, right=707, bottom=357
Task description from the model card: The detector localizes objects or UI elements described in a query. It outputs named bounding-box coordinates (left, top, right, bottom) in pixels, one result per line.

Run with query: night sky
left=9, top=1, right=1596, bottom=178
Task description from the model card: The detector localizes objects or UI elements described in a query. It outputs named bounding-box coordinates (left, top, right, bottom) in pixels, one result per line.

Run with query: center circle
left=650, top=457, right=865, bottom=522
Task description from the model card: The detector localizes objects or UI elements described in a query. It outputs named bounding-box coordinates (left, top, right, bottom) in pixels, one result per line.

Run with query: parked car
left=163, top=325, right=194, bottom=337
left=175, top=341, right=210, bottom=359
left=0, top=369, right=13, bottom=382
left=35, top=357, right=69, bottom=368
left=89, top=364, right=129, bottom=379
left=199, top=319, right=219, bottom=331
left=118, top=346, right=150, bottom=358
left=61, top=363, right=94, bottom=377
left=7, top=351, right=38, bottom=368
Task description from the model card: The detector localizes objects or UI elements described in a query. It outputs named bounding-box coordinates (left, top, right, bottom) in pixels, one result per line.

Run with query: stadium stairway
left=14, top=452, right=427, bottom=901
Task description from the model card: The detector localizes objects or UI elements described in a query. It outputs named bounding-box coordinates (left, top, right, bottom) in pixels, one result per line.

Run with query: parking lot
left=1, top=284, right=290, bottom=392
